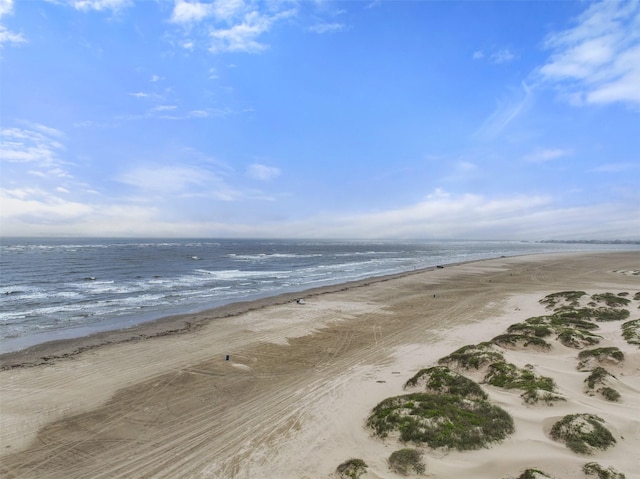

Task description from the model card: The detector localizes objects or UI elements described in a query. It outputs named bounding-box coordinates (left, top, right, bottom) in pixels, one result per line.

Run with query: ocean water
left=1, top=238, right=636, bottom=353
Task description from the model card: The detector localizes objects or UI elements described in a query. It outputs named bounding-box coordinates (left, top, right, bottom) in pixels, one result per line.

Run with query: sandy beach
left=1, top=251, right=639, bottom=479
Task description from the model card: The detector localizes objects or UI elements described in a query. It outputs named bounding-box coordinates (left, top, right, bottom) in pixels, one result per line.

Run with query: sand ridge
left=0, top=251, right=638, bottom=478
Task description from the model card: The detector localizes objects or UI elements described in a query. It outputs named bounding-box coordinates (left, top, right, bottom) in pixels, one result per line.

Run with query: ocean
left=1, top=238, right=636, bottom=353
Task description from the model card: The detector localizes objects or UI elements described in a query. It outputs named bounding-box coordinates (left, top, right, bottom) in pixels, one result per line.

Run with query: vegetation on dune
left=591, top=308, right=630, bottom=322
left=599, top=387, right=621, bottom=402
left=540, top=291, right=586, bottom=309
left=634, top=292, right=640, bottom=301
left=404, top=366, right=487, bottom=399
left=483, top=362, right=562, bottom=404
left=388, top=448, right=425, bottom=476
left=621, top=319, right=640, bottom=346
left=583, top=462, right=626, bottom=479
left=513, top=469, right=556, bottom=479
left=526, top=313, right=598, bottom=331
left=584, top=367, right=614, bottom=390
left=550, top=414, right=616, bottom=455
left=367, top=393, right=514, bottom=450
left=491, top=333, right=551, bottom=350
left=336, top=458, right=368, bottom=479
left=556, top=328, right=601, bottom=349
left=591, top=293, right=631, bottom=307
left=584, top=368, right=621, bottom=402
left=578, top=347, right=624, bottom=370
left=437, top=343, right=504, bottom=370
left=507, top=322, right=554, bottom=337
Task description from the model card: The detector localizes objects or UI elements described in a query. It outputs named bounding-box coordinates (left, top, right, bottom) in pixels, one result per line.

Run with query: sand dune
left=0, top=252, right=638, bottom=478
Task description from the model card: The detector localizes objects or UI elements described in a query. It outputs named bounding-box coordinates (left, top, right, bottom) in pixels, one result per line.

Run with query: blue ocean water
left=1, top=238, right=636, bottom=353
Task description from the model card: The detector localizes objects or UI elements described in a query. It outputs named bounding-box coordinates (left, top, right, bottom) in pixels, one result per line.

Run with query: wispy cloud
left=590, top=162, right=638, bottom=172
left=170, top=0, right=215, bottom=24
left=0, top=0, right=26, bottom=47
left=70, top=0, right=131, bottom=12
left=246, top=163, right=281, bottom=181
left=472, top=48, right=515, bottom=64
left=0, top=125, right=65, bottom=167
left=523, top=148, right=573, bottom=163
left=474, top=82, right=532, bottom=140
left=168, top=0, right=297, bottom=54
left=308, top=23, right=346, bottom=34
left=489, top=48, right=516, bottom=64
left=539, top=0, right=640, bottom=107
left=209, top=9, right=295, bottom=53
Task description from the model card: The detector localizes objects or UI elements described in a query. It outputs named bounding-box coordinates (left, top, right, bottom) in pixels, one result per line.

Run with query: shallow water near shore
left=1, top=238, right=636, bottom=353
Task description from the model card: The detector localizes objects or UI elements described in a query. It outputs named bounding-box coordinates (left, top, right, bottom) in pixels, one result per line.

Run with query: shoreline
left=1, top=250, right=639, bottom=478
left=0, top=254, right=502, bottom=368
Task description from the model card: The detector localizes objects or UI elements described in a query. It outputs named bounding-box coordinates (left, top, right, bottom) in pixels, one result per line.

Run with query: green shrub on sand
left=584, top=368, right=621, bottom=402
left=404, top=366, right=487, bottom=399
left=388, top=448, right=425, bottom=476
left=621, top=319, right=639, bottom=346
left=491, top=333, right=551, bottom=350
left=550, top=414, right=616, bottom=455
left=336, top=458, right=367, bottom=479
left=577, top=348, right=624, bottom=370
left=513, top=469, right=556, bottom=479
left=367, top=393, right=514, bottom=450
left=583, top=462, right=626, bottom=479
left=584, top=367, right=614, bottom=390
left=484, top=362, right=561, bottom=404
left=507, top=322, right=554, bottom=337
left=556, top=328, right=601, bottom=349
left=438, top=343, right=503, bottom=370
left=591, top=308, right=630, bottom=322
left=540, top=291, right=586, bottom=309
left=591, top=293, right=631, bottom=307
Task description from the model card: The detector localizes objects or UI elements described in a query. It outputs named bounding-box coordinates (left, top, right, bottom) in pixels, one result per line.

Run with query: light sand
left=0, top=251, right=638, bottom=478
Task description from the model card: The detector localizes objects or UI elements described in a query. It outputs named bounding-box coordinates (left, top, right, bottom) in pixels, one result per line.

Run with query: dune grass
left=438, top=343, right=503, bottom=370
left=578, top=347, right=624, bottom=370
left=550, top=414, right=616, bottom=455
left=336, top=458, right=368, bottom=479
left=621, top=319, right=639, bottom=346
left=539, top=291, right=586, bottom=309
left=388, top=448, right=425, bottom=476
left=591, top=293, right=631, bottom=307
left=583, top=462, right=626, bottom=479
left=491, top=333, right=551, bottom=350
left=404, top=366, right=487, bottom=399
left=514, top=469, right=555, bottom=479
left=367, top=393, right=514, bottom=450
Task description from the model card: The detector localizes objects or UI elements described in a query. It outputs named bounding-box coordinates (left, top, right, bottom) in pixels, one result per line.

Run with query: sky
left=1, top=0, right=639, bottom=240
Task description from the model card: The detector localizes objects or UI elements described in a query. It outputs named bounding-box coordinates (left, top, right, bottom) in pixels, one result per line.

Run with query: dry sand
left=0, top=251, right=638, bottom=478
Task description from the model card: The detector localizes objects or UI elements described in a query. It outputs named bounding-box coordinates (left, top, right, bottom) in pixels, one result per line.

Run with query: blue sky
left=1, top=0, right=639, bottom=239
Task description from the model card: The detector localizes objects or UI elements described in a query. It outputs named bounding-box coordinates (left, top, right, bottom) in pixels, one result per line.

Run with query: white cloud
left=0, top=0, right=26, bottom=47
left=0, top=25, right=25, bottom=46
left=209, top=10, right=277, bottom=53
left=212, top=0, right=245, bottom=21
left=539, top=0, right=640, bottom=107
left=490, top=48, right=516, bottom=64
left=1, top=188, right=92, bottom=220
left=117, top=165, right=209, bottom=193
left=472, top=50, right=484, bottom=60
left=71, top=0, right=131, bottom=12
left=247, top=163, right=281, bottom=181
left=474, top=82, right=532, bottom=140
left=590, top=162, right=638, bottom=172
left=171, top=0, right=214, bottom=24
left=130, top=92, right=150, bottom=98
left=523, top=148, right=573, bottom=163
left=308, top=23, right=345, bottom=34
left=151, top=105, right=178, bottom=112
left=0, top=126, right=64, bottom=167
